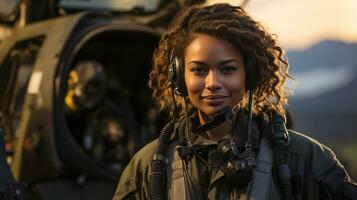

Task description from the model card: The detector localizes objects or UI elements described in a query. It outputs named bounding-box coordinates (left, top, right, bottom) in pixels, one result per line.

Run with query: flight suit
left=113, top=111, right=355, bottom=200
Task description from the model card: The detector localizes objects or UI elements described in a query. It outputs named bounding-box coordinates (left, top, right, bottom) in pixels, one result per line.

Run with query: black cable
left=246, top=90, right=257, bottom=167
left=150, top=120, right=175, bottom=200
left=183, top=98, right=190, bottom=141
left=272, top=112, right=293, bottom=200
left=171, top=89, right=179, bottom=118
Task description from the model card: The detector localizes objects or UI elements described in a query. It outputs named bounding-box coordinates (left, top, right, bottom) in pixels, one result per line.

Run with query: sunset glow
left=207, top=0, right=357, bottom=49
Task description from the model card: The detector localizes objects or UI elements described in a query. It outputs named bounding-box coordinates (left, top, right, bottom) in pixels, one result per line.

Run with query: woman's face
left=184, top=34, right=246, bottom=117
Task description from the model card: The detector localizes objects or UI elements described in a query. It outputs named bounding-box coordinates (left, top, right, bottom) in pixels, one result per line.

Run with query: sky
left=207, top=0, right=357, bottom=50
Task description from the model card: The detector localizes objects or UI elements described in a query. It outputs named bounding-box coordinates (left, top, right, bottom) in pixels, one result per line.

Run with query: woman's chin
left=201, top=106, right=227, bottom=117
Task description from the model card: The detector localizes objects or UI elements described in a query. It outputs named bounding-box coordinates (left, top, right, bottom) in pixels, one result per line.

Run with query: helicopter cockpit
left=0, top=11, right=161, bottom=200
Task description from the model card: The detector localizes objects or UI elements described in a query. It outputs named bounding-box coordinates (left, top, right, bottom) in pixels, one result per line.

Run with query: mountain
left=287, top=40, right=357, bottom=73
left=285, top=40, right=357, bottom=142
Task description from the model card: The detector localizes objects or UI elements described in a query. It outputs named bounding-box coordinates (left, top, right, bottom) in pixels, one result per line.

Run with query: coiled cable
left=272, top=112, right=293, bottom=200
left=150, top=120, right=175, bottom=200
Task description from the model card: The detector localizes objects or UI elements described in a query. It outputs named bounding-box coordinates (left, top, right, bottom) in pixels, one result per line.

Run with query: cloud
left=288, top=65, right=355, bottom=97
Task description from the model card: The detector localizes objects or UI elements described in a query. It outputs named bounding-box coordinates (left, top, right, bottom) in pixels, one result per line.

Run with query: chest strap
left=246, top=136, right=273, bottom=200
left=167, top=142, right=188, bottom=200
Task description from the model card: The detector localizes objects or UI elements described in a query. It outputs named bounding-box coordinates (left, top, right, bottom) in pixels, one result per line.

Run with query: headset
left=167, top=52, right=262, bottom=186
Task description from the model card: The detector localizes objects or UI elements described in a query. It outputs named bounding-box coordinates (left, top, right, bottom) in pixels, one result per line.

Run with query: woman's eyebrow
left=219, top=59, right=240, bottom=65
left=187, top=61, right=208, bottom=66
left=187, top=59, right=241, bottom=67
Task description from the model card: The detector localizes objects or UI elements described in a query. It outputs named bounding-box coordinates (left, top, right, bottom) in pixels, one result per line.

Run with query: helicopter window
left=0, top=36, right=45, bottom=139
left=59, top=30, right=162, bottom=179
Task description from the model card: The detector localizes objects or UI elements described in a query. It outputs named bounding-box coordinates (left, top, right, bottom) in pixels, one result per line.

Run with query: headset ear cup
left=168, top=56, right=187, bottom=96
left=174, top=57, right=187, bottom=96
left=245, top=58, right=259, bottom=91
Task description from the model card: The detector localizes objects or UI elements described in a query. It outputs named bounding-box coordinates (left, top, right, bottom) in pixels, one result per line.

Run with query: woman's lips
left=201, top=95, right=229, bottom=106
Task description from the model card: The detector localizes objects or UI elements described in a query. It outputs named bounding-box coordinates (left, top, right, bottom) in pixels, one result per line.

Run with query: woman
left=113, top=3, right=356, bottom=200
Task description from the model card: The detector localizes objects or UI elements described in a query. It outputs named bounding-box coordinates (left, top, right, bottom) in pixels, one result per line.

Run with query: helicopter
left=0, top=0, right=206, bottom=199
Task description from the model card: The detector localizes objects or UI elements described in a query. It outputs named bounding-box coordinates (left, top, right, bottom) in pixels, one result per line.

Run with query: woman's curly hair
left=148, top=3, right=291, bottom=117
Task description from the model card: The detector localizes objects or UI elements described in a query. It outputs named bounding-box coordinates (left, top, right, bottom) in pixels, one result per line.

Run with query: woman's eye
left=191, top=67, right=207, bottom=75
left=221, top=66, right=237, bottom=74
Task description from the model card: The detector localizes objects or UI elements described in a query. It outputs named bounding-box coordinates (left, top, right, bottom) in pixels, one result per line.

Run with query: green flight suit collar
left=174, top=109, right=244, bottom=195
left=192, top=133, right=233, bottom=188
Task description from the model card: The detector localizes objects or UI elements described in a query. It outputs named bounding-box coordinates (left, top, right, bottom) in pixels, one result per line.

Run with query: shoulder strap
left=246, top=136, right=273, bottom=200
left=166, top=142, right=188, bottom=200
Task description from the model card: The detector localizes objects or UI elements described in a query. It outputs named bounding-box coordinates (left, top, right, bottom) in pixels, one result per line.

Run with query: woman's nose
left=205, top=71, right=222, bottom=91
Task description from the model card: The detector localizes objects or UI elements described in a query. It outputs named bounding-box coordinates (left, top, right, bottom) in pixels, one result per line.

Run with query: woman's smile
left=201, top=95, right=229, bottom=99
left=201, top=95, right=230, bottom=106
